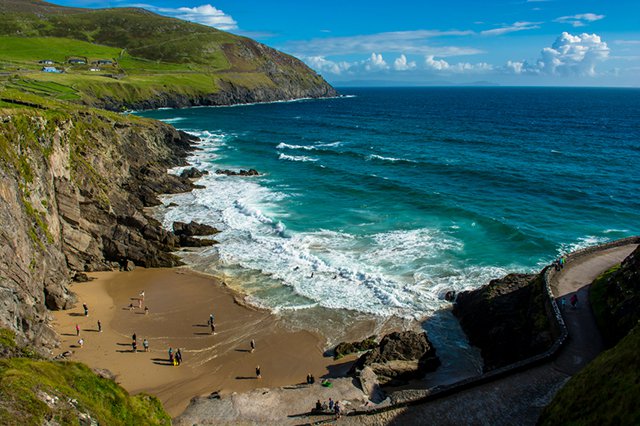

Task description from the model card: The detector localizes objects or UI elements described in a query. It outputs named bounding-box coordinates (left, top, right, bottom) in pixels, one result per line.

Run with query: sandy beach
left=51, top=268, right=359, bottom=416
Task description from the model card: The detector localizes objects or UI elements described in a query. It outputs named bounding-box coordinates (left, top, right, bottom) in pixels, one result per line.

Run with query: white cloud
left=304, top=56, right=352, bottom=75
left=364, top=53, right=389, bottom=71
left=130, top=3, right=238, bottom=30
left=506, top=32, right=609, bottom=76
left=425, top=56, right=493, bottom=73
left=393, top=54, right=416, bottom=71
left=554, top=13, right=605, bottom=28
left=283, top=30, right=480, bottom=57
left=481, top=21, right=541, bottom=36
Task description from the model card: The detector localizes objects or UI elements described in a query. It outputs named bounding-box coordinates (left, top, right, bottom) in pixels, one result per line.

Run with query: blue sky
left=55, top=0, right=640, bottom=86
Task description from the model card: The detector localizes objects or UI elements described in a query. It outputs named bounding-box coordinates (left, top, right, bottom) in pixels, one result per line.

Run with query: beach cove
left=51, top=268, right=367, bottom=416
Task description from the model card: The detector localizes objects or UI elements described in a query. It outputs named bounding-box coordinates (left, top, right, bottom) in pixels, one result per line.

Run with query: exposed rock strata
left=350, top=331, right=440, bottom=386
left=0, top=108, right=200, bottom=349
left=453, top=273, right=556, bottom=371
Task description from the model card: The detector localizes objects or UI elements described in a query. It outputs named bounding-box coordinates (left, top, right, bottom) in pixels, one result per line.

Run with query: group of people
left=313, top=397, right=342, bottom=419
left=554, top=256, right=567, bottom=271
left=306, top=373, right=316, bottom=384
left=168, top=347, right=183, bottom=365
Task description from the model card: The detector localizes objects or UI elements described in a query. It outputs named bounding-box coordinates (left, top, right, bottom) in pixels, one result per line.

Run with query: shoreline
left=51, top=267, right=363, bottom=417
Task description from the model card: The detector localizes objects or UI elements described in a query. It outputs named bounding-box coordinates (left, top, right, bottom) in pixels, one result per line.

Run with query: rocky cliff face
left=453, top=273, right=556, bottom=371
left=0, top=105, right=199, bottom=350
left=590, top=245, right=640, bottom=347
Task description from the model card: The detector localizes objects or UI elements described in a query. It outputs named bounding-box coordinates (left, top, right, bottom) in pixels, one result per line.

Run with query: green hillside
left=0, top=329, right=170, bottom=425
left=0, top=0, right=335, bottom=110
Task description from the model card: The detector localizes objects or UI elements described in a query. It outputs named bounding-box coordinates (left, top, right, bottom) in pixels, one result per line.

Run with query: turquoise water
left=139, top=87, right=640, bottom=320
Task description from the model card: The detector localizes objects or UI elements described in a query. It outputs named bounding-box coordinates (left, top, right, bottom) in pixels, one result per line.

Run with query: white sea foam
left=367, top=154, right=417, bottom=163
left=558, top=235, right=610, bottom=255
left=276, top=141, right=342, bottom=151
left=155, top=127, right=510, bottom=320
left=159, top=117, right=185, bottom=124
left=278, top=153, right=319, bottom=162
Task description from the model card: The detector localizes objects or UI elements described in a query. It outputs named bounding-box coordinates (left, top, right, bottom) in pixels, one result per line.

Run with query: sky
left=54, top=0, right=640, bottom=87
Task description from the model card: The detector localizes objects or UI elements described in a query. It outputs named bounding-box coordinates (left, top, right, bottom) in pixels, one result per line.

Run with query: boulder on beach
left=350, top=331, right=440, bottom=386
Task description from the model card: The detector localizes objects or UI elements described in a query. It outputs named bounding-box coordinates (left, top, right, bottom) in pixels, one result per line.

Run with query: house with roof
left=38, top=59, right=54, bottom=65
left=42, top=67, right=62, bottom=73
left=96, top=59, right=113, bottom=65
left=68, top=58, right=86, bottom=65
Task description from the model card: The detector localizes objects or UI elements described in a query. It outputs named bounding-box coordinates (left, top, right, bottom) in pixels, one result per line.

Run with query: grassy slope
left=0, top=2, right=330, bottom=109
left=0, top=329, right=170, bottom=425
left=538, top=324, right=640, bottom=426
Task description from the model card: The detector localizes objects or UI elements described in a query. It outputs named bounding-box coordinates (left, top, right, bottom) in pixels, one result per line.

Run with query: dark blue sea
left=139, top=87, right=639, bottom=373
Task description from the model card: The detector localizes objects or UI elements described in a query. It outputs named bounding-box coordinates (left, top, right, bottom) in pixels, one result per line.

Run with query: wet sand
left=51, top=268, right=357, bottom=416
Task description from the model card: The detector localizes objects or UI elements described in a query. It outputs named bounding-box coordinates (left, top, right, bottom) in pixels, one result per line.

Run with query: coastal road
left=340, top=243, right=638, bottom=426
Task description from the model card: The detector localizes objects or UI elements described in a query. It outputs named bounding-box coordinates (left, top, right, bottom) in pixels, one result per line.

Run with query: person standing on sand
left=83, top=303, right=89, bottom=317
left=169, top=347, right=174, bottom=364
left=256, top=365, right=261, bottom=379
left=210, top=322, right=216, bottom=334
left=75, top=324, right=80, bottom=336
left=209, top=313, right=214, bottom=326
left=139, top=290, right=145, bottom=302
left=144, top=306, right=149, bottom=315
left=176, top=349, right=182, bottom=365
left=78, top=338, right=84, bottom=348
left=250, top=339, right=255, bottom=353
left=132, top=340, right=137, bottom=352
left=97, top=320, right=102, bottom=332
left=143, top=338, right=149, bottom=352
left=132, top=332, right=137, bottom=342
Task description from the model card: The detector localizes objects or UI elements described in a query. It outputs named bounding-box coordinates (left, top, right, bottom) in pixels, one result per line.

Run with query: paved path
left=340, top=243, right=637, bottom=426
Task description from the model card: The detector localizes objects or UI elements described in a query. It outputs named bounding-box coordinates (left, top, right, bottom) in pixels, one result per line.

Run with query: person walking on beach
left=208, top=314, right=214, bottom=326
left=97, top=320, right=102, bottom=333
left=169, top=347, right=174, bottom=364
left=256, top=365, right=261, bottom=379
left=132, top=340, right=137, bottom=352
left=143, top=338, right=149, bottom=352
left=75, top=324, right=80, bottom=336
left=139, top=291, right=145, bottom=302
left=250, top=339, right=255, bottom=353
left=210, top=321, right=216, bottom=334
left=176, top=349, right=182, bottom=365
left=132, top=332, right=137, bottom=342
left=78, top=338, right=84, bottom=348
left=83, top=303, right=89, bottom=317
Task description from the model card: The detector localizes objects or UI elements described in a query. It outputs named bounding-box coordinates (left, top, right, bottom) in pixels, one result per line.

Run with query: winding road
left=341, top=243, right=638, bottom=426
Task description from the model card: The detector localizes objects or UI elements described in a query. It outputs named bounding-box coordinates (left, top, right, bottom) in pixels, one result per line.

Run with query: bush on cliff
left=537, top=324, right=640, bottom=426
left=0, top=329, right=170, bottom=425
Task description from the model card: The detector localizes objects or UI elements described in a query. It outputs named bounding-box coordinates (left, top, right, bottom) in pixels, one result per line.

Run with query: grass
left=0, top=358, right=170, bottom=425
left=538, top=324, right=640, bottom=426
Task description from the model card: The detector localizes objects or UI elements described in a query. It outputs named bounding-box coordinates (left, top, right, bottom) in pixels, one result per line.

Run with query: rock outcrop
left=453, top=273, right=556, bottom=371
left=590, top=245, right=640, bottom=347
left=173, top=221, right=220, bottom=237
left=180, top=167, right=208, bottom=179
left=0, top=106, right=201, bottom=349
left=215, top=168, right=260, bottom=177
left=350, top=331, right=440, bottom=386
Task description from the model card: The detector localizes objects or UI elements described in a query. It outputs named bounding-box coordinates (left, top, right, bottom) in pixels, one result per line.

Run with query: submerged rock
left=215, top=168, right=259, bottom=176
left=350, top=331, right=440, bottom=386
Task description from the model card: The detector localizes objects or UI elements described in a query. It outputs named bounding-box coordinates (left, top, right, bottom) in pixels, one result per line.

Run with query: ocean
left=138, top=87, right=640, bottom=378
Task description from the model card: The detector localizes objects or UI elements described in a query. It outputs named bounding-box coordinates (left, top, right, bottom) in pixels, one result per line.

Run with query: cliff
left=589, top=245, right=640, bottom=347
left=453, top=273, right=556, bottom=371
left=0, top=100, right=203, bottom=349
